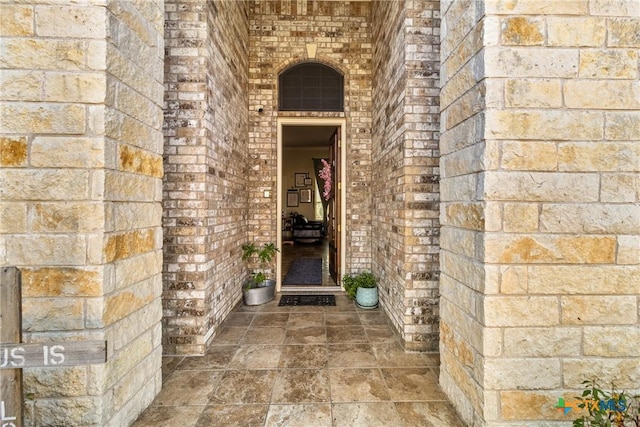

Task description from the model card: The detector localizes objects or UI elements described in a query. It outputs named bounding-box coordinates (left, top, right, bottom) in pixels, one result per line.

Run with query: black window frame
left=278, top=63, right=344, bottom=112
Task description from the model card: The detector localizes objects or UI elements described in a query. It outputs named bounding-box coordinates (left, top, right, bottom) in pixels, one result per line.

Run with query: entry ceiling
left=283, top=125, right=337, bottom=148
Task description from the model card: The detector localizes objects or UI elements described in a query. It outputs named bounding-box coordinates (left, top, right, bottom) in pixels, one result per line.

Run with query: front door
left=328, top=129, right=341, bottom=282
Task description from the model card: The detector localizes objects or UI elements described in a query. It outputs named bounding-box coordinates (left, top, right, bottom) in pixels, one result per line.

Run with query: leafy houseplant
left=342, top=271, right=378, bottom=309
left=573, top=379, right=640, bottom=427
left=241, top=242, right=279, bottom=305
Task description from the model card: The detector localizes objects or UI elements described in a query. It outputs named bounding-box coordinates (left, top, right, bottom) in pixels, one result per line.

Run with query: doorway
left=276, top=118, right=346, bottom=293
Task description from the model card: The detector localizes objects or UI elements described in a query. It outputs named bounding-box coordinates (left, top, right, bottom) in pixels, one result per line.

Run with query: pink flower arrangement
left=318, top=159, right=332, bottom=201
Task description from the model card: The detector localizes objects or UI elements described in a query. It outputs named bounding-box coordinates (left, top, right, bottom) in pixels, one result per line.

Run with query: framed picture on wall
left=287, top=190, right=299, bottom=207
left=304, top=177, right=312, bottom=186
left=295, top=173, right=306, bottom=187
left=300, top=188, right=312, bottom=203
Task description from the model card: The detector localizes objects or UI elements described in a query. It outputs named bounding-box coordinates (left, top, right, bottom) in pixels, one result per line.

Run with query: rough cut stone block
left=558, top=141, right=640, bottom=172
left=44, top=73, right=107, bottom=103
left=0, top=136, right=28, bottom=166
left=35, top=5, right=106, bottom=38
left=484, top=0, right=589, bottom=15
left=583, top=326, right=640, bottom=357
left=0, top=203, right=27, bottom=233
left=564, top=80, right=640, bottom=109
left=483, top=172, right=599, bottom=202
left=486, top=110, right=603, bottom=140
left=0, top=5, right=34, bottom=36
left=483, top=296, right=559, bottom=327
left=485, top=47, right=578, bottom=78
left=0, top=39, right=86, bottom=70
left=0, top=103, right=86, bottom=134
left=22, top=266, right=103, bottom=297
left=504, top=79, right=562, bottom=108
left=22, top=298, right=85, bottom=331
left=601, top=174, right=637, bottom=202
left=484, top=358, right=561, bottom=389
left=501, top=140, right=557, bottom=170
left=503, top=203, right=538, bottom=232
left=503, top=327, right=581, bottom=357
left=7, top=235, right=87, bottom=265
left=547, top=17, right=606, bottom=47
left=31, top=137, right=105, bottom=168
left=561, top=296, right=637, bottom=325
left=605, top=112, right=640, bottom=141
left=608, top=18, right=640, bottom=47
left=500, top=17, right=545, bottom=46
left=617, top=235, right=640, bottom=265
left=485, top=234, right=616, bottom=264
left=1, top=169, right=89, bottom=200
left=579, top=49, right=638, bottom=79
left=23, top=366, right=88, bottom=398
left=563, top=358, right=640, bottom=389
left=540, top=203, right=640, bottom=234
left=528, top=265, right=640, bottom=295
left=0, top=70, right=43, bottom=101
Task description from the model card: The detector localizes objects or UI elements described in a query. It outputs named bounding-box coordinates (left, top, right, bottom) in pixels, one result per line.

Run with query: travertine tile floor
left=133, top=294, right=464, bottom=427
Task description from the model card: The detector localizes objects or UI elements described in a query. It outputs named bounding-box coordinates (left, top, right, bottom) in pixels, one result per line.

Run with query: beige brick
left=561, top=296, right=637, bottom=325
left=30, top=202, right=105, bottom=233
left=485, top=234, right=616, bottom=264
left=23, top=367, right=88, bottom=397
left=22, top=298, right=84, bottom=331
left=0, top=70, right=43, bottom=101
left=486, top=110, right=603, bottom=140
left=579, top=49, right=638, bottom=79
left=0, top=136, right=28, bottom=167
left=0, top=203, right=27, bottom=233
left=601, top=174, right=637, bottom=202
left=540, top=203, right=640, bottom=234
left=484, top=358, right=561, bottom=389
left=605, top=112, right=640, bottom=141
left=608, top=18, right=640, bottom=47
left=547, top=17, right=606, bottom=47
left=563, top=358, right=640, bottom=389
left=503, top=203, right=539, bottom=232
left=6, top=235, right=87, bottom=265
left=617, top=235, right=640, bottom=265
left=483, top=296, right=559, bottom=327
left=31, top=137, right=105, bottom=168
left=0, top=169, right=89, bottom=200
left=504, top=79, right=562, bottom=108
left=118, top=144, right=163, bottom=178
left=0, top=39, right=86, bottom=70
left=0, top=5, right=34, bottom=36
left=528, top=265, right=640, bottom=294
left=485, top=0, right=589, bottom=15
left=484, top=172, right=599, bottom=202
left=500, top=265, right=528, bottom=294
left=44, top=73, right=107, bottom=103
left=0, top=103, right=85, bottom=134
left=564, top=80, right=640, bottom=109
left=501, top=141, right=557, bottom=170
left=590, top=0, right=640, bottom=15
left=500, top=391, right=573, bottom=421
left=503, top=327, right=581, bottom=356
left=584, top=326, right=640, bottom=357
left=35, top=5, right=106, bottom=39
left=500, top=17, right=545, bottom=46
left=22, top=266, right=103, bottom=298
left=558, top=142, right=640, bottom=171
left=485, top=47, right=578, bottom=78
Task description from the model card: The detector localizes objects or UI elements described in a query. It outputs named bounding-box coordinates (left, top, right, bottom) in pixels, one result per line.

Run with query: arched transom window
left=279, top=63, right=344, bottom=111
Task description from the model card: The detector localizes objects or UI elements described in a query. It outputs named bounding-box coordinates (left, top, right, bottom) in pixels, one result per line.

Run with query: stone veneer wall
left=0, top=1, right=164, bottom=425
left=248, top=0, right=372, bottom=271
left=439, top=0, right=640, bottom=425
left=163, top=0, right=249, bottom=355
left=371, top=0, right=441, bottom=351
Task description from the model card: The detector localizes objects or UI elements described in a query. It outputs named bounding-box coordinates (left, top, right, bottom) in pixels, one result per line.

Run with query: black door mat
left=278, top=294, right=336, bottom=306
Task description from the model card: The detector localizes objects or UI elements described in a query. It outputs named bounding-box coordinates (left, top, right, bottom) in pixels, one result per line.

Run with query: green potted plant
left=342, top=271, right=378, bottom=309
left=241, top=242, right=279, bottom=305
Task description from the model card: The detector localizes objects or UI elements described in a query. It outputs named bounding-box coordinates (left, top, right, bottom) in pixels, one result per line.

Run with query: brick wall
left=0, top=1, right=164, bottom=425
left=440, top=0, right=640, bottom=425
left=248, top=0, right=372, bottom=271
left=372, top=0, right=441, bottom=351
left=163, top=0, right=249, bottom=355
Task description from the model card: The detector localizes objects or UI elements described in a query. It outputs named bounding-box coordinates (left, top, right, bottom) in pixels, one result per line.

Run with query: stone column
left=440, top=0, right=640, bottom=425
left=0, top=1, right=164, bottom=425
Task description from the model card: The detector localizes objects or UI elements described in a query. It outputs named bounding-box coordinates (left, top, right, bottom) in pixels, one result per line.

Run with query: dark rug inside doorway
left=282, top=257, right=322, bottom=286
left=278, top=294, right=336, bottom=306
